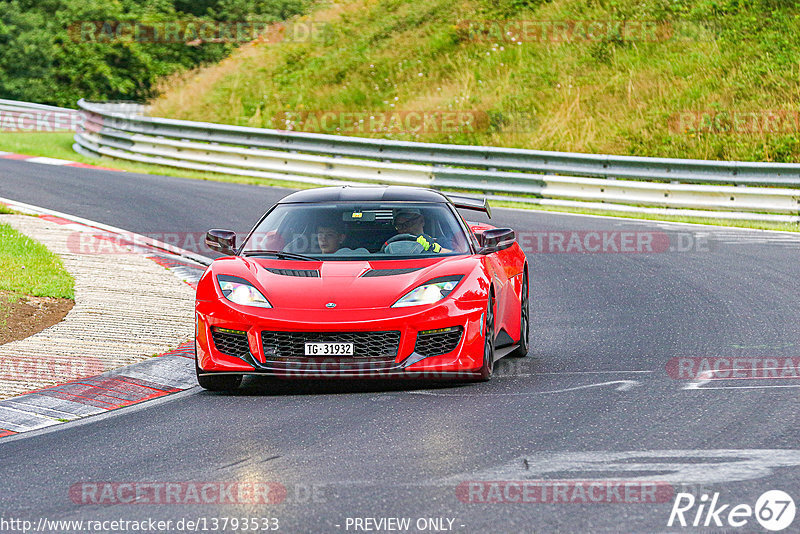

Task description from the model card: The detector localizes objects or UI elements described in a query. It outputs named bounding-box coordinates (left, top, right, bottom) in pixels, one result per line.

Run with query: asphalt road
left=2, top=159, right=800, bottom=533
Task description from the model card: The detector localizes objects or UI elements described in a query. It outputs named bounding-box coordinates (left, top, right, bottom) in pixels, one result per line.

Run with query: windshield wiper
left=242, top=250, right=318, bottom=261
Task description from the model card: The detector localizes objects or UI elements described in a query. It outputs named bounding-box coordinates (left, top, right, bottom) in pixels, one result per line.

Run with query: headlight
left=392, top=276, right=463, bottom=308
left=216, top=275, right=272, bottom=308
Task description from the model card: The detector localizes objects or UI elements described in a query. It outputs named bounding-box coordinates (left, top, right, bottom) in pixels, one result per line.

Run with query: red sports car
left=195, top=186, right=529, bottom=391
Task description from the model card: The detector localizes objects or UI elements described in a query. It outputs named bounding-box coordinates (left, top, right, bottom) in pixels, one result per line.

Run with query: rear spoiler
left=445, top=193, right=492, bottom=219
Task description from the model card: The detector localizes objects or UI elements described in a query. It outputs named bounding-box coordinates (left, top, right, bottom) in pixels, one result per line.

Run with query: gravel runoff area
left=0, top=215, right=195, bottom=399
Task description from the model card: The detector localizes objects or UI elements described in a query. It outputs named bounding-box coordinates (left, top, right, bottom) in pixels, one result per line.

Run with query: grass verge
left=0, top=222, right=74, bottom=299
left=0, top=205, right=19, bottom=215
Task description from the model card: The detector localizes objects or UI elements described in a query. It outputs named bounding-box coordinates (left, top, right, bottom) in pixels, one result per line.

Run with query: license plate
left=304, top=342, right=354, bottom=356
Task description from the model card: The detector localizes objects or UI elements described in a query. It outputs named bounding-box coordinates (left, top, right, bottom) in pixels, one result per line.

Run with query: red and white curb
left=0, top=197, right=210, bottom=438
left=0, top=151, right=122, bottom=172
left=0, top=343, right=196, bottom=434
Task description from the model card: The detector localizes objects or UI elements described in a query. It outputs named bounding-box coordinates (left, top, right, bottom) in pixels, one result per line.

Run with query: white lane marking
left=25, top=156, right=75, bottom=165
left=684, top=368, right=800, bottom=390
left=496, top=370, right=653, bottom=378
left=438, top=450, right=800, bottom=485
left=409, top=380, right=640, bottom=397
left=546, top=370, right=653, bottom=374
left=683, top=370, right=713, bottom=390
left=695, top=384, right=800, bottom=390
left=544, top=380, right=640, bottom=393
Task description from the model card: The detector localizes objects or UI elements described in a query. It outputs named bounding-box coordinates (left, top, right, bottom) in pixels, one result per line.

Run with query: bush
left=0, top=0, right=308, bottom=107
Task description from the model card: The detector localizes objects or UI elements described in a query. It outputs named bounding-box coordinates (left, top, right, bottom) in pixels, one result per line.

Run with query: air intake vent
left=211, top=327, right=251, bottom=359
left=415, top=326, right=463, bottom=357
left=361, top=267, right=423, bottom=277
left=264, top=268, right=320, bottom=277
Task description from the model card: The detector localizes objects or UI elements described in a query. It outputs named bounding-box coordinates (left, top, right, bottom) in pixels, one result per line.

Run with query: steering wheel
left=282, top=234, right=312, bottom=253
left=384, top=233, right=419, bottom=246
left=381, top=233, right=422, bottom=254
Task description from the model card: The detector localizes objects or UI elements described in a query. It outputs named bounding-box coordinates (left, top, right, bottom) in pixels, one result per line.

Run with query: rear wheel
left=509, top=273, right=530, bottom=357
left=477, top=294, right=496, bottom=381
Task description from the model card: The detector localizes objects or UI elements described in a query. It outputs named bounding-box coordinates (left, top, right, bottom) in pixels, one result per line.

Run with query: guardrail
left=0, top=99, right=76, bottom=112
left=73, top=99, right=800, bottom=223
left=0, top=99, right=82, bottom=132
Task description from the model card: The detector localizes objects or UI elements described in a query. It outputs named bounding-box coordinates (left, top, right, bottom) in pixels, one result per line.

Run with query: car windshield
left=240, top=202, right=471, bottom=259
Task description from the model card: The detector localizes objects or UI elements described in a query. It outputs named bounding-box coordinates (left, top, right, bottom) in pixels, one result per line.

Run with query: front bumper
left=195, top=298, right=486, bottom=379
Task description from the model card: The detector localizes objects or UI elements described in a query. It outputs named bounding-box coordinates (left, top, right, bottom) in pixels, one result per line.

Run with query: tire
left=477, top=294, right=496, bottom=381
left=509, top=272, right=530, bottom=358
left=195, top=337, right=242, bottom=391
left=197, top=370, right=242, bottom=392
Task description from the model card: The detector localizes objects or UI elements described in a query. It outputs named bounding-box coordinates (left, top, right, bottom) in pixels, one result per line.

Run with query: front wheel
left=197, top=370, right=242, bottom=392
left=195, top=344, right=242, bottom=391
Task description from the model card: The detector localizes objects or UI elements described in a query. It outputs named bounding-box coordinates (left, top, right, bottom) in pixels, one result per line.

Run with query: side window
left=456, top=211, right=480, bottom=250
left=281, top=212, right=316, bottom=253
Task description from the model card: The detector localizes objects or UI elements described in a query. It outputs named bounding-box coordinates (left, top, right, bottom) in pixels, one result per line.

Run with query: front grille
left=211, top=328, right=251, bottom=359
left=262, top=331, right=401, bottom=360
left=414, top=326, right=463, bottom=357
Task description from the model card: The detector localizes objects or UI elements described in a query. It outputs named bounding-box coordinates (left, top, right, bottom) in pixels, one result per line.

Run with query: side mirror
left=473, top=229, right=486, bottom=247
left=205, top=229, right=237, bottom=255
left=478, top=228, right=515, bottom=254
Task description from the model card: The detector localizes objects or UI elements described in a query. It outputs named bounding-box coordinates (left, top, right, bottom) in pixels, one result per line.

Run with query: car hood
left=218, top=255, right=481, bottom=310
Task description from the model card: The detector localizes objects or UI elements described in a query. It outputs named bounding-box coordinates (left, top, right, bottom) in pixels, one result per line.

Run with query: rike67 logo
left=668, top=490, right=796, bottom=531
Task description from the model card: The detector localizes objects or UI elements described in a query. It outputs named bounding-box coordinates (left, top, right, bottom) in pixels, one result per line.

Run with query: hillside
left=150, top=0, right=800, bottom=162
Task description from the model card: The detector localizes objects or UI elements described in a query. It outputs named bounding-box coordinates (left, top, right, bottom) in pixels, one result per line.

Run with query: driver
left=385, top=208, right=449, bottom=253
left=316, top=221, right=347, bottom=254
